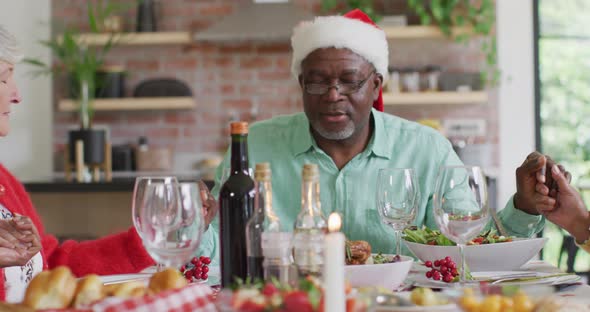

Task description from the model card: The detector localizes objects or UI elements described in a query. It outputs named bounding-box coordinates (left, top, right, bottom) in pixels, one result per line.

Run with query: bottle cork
left=302, top=163, right=319, bottom=181
left=254, top=162, right=271, bottom=182
left=230, top=121, right=248, bottom=135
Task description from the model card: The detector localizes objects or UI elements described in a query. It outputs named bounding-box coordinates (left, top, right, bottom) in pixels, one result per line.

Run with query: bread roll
left=104, top=281, right=147, bottom=298
left=0, top=302, right=34, bottom=312
left=73, top=274, right=104, bottom=308
left=148, top=268, right=187, bottom=294
left=23, top=266, right=76, bottom=309
left=346, top=240, right=372, bottom=265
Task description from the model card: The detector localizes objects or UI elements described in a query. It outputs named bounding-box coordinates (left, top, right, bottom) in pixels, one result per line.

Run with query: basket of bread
left=0, top=266, right=216, bottom=312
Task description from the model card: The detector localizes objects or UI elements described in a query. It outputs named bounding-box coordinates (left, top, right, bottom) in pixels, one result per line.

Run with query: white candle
left=323, top=213, right=345, bottom=312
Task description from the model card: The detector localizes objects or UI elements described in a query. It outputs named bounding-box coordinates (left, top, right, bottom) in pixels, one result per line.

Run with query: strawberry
left=261, top=283, right=279, bottom=297
left=238, top=300, right=265, bottom=312
left=283, top=291, right=313, bottom=312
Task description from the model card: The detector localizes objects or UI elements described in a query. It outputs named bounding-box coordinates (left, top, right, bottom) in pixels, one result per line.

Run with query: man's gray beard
left=311, top=120, right=355, bottom=140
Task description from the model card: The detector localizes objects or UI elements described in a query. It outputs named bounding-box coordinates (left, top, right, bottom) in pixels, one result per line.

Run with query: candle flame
left=328, top=212, right=342, bottom=232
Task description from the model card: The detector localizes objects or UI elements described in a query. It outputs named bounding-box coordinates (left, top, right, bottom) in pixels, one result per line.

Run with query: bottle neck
left=301, top=178, right=322, bottom=216
left=230, top=134, right=249, bottom=174
left=257, top=180, right=280, bottom=231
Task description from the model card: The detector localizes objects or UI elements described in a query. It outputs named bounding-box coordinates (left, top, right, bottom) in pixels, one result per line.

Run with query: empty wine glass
left=433, top=165, right=489, bottom=284
left=133, top=177, right=204, bottom=270
left=375, top=168, right=419, bottom=256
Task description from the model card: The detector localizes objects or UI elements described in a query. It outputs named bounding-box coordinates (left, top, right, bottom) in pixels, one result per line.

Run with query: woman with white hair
left=0, top=25, right=155, bottom=302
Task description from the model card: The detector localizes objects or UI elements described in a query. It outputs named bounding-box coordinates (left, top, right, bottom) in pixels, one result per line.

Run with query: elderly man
left=196, top=10, right=566, bottom=263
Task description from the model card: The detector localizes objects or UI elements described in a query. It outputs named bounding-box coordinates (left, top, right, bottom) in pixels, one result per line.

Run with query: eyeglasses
left=303, top=70, right=376, bottom=95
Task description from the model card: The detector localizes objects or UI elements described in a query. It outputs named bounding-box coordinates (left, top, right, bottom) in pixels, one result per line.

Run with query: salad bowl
left=345, top=254, right=413, bottom=290
left=403, top=228, right=547, bottom=271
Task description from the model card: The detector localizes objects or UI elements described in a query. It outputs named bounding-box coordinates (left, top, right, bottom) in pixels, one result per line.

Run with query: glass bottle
left=219, top=121, right=255, bottom=287
left=245, top=163, right=270, bottom=281
left=293, top=163, right=327, bottom=278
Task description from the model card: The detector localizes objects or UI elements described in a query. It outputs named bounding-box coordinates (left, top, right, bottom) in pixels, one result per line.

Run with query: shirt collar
left=291, top=114, right=315, bottom=157
left=367, top=109, right=391, bottom=160
left=290, top=109, right=390, bottom=159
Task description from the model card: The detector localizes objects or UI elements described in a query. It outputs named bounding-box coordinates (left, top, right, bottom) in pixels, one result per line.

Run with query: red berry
left=434, top=260, right=440, bottom=267
left=425, top=261, right=432, bottom=268
left=445, top=256, right=452, bottom=262
left=443, top=275, right=453, bottom=283
left=191, top=257, right=199, bottom=265
left=433, top=273, right=441, bottom=281
left=202, top=257, right=212, bottom=265
left=452, top=268, right=459, bottom=276
left=195, top=261, right=202, bottom=268
left=426, top=271, right=433, bottom=278
left=194, top=267, right=202, bottom=275
left=184, top=270, right=193, bottom=279
left=202, top=266, right=209, bottom=273
left=201, top=272, right=208, bottom=280
left=440, top=266, right=448, bottom=273
left=439, top=259, right=447, bottom=267
left=200, top=256, right=207, bottom=262
left=448, top=262, right=456, bottom=269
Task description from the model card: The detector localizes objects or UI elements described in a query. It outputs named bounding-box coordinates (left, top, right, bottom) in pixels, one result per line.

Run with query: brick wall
left=50, top=0, right=498, bottom=171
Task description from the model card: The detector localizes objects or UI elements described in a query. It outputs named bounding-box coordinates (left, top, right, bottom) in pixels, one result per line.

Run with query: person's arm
left=8, top=173, right=154, bottom=276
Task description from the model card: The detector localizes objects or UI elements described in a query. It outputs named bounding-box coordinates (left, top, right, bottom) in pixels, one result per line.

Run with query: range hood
left=194, top=0, right=314, bottom=42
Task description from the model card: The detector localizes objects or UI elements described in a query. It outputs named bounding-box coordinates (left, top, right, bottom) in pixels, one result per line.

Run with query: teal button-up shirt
left=197, top=110, right=544, bottom=265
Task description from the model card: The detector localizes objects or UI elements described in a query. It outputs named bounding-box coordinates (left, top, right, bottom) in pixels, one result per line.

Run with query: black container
left=111, top=144, right=136, bottom=171
left=136, top=0, right=157, bottom=32
left=68, top=129, right=107, bottom=165
left=96, top=67, right=126, bottom=98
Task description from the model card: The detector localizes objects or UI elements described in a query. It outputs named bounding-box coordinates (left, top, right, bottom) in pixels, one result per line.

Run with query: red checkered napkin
left=90, top=283, right=217, bottom=312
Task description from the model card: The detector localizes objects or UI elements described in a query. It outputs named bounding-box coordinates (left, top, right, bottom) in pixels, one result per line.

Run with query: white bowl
left=344, top=255, right=413, bottom=290
left=404, top=237, right=548, bottom=271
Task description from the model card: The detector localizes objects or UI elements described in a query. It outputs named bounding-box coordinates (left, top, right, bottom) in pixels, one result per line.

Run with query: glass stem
left=394, top=229, right=402, bottom=256
left=458, top=243, right=466, bottom=284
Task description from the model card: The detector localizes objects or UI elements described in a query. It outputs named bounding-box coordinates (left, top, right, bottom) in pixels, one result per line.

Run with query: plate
left=371, top=292, right=457, bottom=312
left=404, top=237, right=548, bottom=271
left=408, top=270, right=581, bottom=288
left=99, top=273, right=152, bottom=285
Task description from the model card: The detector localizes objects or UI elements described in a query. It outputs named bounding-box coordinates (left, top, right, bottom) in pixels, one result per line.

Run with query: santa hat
left=291, top=9, right=388, bottom=112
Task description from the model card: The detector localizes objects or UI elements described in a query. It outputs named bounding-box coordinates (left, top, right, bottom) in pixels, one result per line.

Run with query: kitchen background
left=50, top=0, right=498, bottom=175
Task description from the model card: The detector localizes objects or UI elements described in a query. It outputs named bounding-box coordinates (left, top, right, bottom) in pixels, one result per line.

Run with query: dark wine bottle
left=219, top=121, right=255, bottom=288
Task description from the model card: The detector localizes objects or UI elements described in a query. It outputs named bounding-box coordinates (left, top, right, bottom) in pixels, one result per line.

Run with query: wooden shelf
left=58, top=97, right=195, bottom=112
left=382, top=26, right=473, bottom=39
left=70, top=32, right=192, bottom=46
left=383, top=91, right=487, bottom=105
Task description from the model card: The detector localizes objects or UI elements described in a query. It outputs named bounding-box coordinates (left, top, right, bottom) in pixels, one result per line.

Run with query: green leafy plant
left=321, top=0, right=381, bottom=22
left=24, top=1, right=134, bottom=129
left=407, top=0, right=498, bottom=85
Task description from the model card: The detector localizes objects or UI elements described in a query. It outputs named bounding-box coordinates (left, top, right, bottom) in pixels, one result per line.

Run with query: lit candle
left=323, top=212, right=345, bottom=312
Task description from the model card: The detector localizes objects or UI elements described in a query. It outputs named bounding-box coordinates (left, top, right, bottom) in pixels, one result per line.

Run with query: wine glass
left=375, top=168, right=419, bottom=256
left=433, top=165, right=489, bottom=284
left=133, top=177, right=204, bottom=270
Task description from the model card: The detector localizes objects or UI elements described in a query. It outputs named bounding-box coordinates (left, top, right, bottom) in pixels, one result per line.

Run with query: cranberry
left=440, top=266, right=448, bottom=273
left=426, top=271, right=433, bottom=278
left=425, top=261, right=433, bottom=268
left=202, top=257, right=212, bottom=265
left=191, top=257, right=199, bottom=265
left=202, top=266, right=209, bottom=273
left=201, top=272, right=208, bottom=280
left=433, top=272, right=441, bottom=281
left=434, top=260, right=441, bottom=267
left=443, top=275, right=453, bottom=283
left=184, top=270, right=193, bottom=279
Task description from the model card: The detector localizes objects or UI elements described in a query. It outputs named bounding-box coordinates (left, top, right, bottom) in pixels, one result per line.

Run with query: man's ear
left=373, top=73, right=383, bottom=100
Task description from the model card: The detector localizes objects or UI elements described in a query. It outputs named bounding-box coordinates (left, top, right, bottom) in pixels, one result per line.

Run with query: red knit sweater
left=0, top=164, right=155, bottom=301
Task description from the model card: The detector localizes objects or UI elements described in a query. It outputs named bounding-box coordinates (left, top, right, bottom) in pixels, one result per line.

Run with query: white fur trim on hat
left=291, top=15, right=389, bottom=81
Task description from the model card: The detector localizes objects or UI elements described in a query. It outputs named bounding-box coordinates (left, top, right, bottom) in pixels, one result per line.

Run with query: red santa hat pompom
left=290, top=9, right=388, bottom=112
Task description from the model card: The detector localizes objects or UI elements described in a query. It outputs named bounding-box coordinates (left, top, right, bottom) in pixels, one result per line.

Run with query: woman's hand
left=198, top=180, right=218, bottom=230
left=537, top=165, right=590, bottom=243
left=0, top=216, right=41, bottom=267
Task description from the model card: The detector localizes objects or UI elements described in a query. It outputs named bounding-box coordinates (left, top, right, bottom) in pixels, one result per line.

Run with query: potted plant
left=25, top=1, right=133, bottom=170
left=407, top=0, right=498, bottom=85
